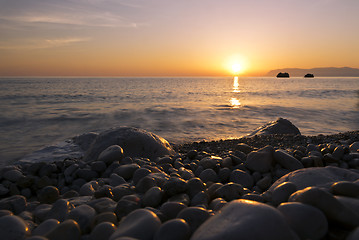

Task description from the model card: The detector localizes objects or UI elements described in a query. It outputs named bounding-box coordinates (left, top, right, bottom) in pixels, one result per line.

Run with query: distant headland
left=267, top=67, right=359, bottom=77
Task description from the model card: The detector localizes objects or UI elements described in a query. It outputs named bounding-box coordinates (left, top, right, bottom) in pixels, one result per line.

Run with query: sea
left=0, top=76, right=358, bottom=166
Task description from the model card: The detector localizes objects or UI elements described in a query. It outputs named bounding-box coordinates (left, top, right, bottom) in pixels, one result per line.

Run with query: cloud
left=0, top=0, right=143, bottom=28
left=0, top=37, right=91, bottom=50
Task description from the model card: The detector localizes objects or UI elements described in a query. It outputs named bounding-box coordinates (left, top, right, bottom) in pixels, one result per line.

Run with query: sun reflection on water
left=233, top=76, right=240, bottom=93
left=230, top=76, right=242, bottom=108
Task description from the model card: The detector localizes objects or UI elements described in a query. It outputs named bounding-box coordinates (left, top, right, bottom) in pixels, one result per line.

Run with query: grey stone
left=245, top=146, right=274, bottom=173
left=45, top=219, right=81, bottom=240
left=271, top=181, right=297, bottom=206
left=114, top=197, right=141, bottom=220
left=256, top=175, right=272, bottom=191
left=109, top=173, right=126, bottom=187
left=109, top=209, right=161, bottom=240
left=278, top=202, right=328, bottom=240
left=98, top=145, right=124, bottom=165
left=199, top=168, right=218, bottom=183
left=349, top=141, right=359, bottom=152
left=84, top=127, right=175, bottom=162
left=91, top=161, right=107, bottom=173
left=191, top=199, right=299, bottom=240
left=38, top=186, right=60, bottom=204
left=229, top=169, right=254, bottom=189
left=268, top=166, right=359, bottom=192
left=33, top=219, right=60, bottom=236
left=93, top=212, right=118, bottom=226
left=331, top=181, right=359, bottom=197
left=236, top=143, right=253, bottom=154
left=113, top=164, right=140, bottom=180
left=3, top=169, right=24, bottom=182
left=160, top=202, right=187, bottom=220
left=46, top=199, right=72, bottom=221
left=187, top=178, right=206, bottom=199
left=274, top=149, right=304, bottom=171
left=168, top=193, right=190, bottom=206
left=0, top=195, right=27, bottom=214
left=68, top=204, right=97, bottom=233
left=79, top=181, right=99, bottom=196
left=143, top=187, right=164, bottom=207
left=89, top=222, right=117, bottom=240
left=190, top=191, right=209, bottom=207
left=0, top=215, right=30, bottom=240
left=132, top=168, right=152, bottom=185
left=154, top=218, right=191, bottom=240
left=248, top=118, right=301, bottom=136
left=289, top=187, right=359, bottom=228
left=73, top=132, right=98, bottom=151
left=163, top=177, right=187, bottom=196
left=0, top=184, right=9, bottom=196
left=88, top=197, right=117, bottom=213
left=177, top=207, right=210, bottom=234
left=214, top=183, right=244, bottom=201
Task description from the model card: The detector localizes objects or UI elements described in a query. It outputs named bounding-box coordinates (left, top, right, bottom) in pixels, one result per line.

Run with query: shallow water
left=0, top=76, right=358, bottom=165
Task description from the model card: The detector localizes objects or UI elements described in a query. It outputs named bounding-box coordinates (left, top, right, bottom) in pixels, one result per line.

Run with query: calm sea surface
left=0, top=77, right=358, bottom=164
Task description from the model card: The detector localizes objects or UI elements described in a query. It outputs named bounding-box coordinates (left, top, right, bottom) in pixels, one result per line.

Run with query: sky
left=0, top=0, right=358, bottom=76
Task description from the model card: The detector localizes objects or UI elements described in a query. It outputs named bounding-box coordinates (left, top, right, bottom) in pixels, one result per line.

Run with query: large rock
left=0, top=215, right=30, bottom=240
left=248, top=118, right=301, bottom=136
left=245, top=146, right=274, bottom=173
left=191, top=199, right=299, bottom=240
left=84, top=127, right=175, bottom=162
left=268, top=166, right=359, bottom=192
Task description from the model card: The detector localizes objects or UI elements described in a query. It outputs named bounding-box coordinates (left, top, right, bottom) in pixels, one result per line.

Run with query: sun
left=231, top=63, right=242, bottom=75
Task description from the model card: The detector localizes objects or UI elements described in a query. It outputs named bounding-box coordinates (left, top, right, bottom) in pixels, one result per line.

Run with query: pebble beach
left=1, top=120, right=359, bottom=240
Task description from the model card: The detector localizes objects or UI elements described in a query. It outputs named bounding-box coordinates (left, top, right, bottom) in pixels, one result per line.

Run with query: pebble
left=98, top=145, right=124, bottom=165
left=214, top=183, right=244, bottom=201
left=330, top=181, right=359, bottom=197
left=278, top=202, right=328, bottom=240
left=3, top=169, right=24, bottom=182
left=132, top=168, right=152, bottom=185
left=187, top=178, right=206, bottom=198
left=109, top=209, right=161, bottom=240
left=349, top=141, right=359, bottom=152
left=91, top=161, right=107, bottom=173
left=45, top=219, right=81, bottom=240
left=273, top=149, right=304, bottom=171
left=190, top=191, right=209, bottom=207
left=271, top=181, right=297, bottom=206
left=289, top=186, right=359, bottom=228
left=229, top=169, right=254, bottom=189
left=32, top=219, right=60, bottom=236
left=199, top=168, right=218, bottom=183
left=114, top=198, right=141, bottom=220
left=143, top=186, right=164, bottom=207
left=160, top=202, right=187, bottom=220
left=154, top=218, right=191, bottom=240
left=168, top=193, right=190, bottom=206
left=38, top=186, right=60, bottom=204
left=88, top=197, right=117, bottom=213
left=89, top=222, right=117, bottom=240
left=255, top=175, right=272, bottom=191
left=112, top=163, right=139, bottom=180
left=79, top=181, right=99, bottom=196
left=109, top=173, right=127, bottom=187
left=245, top=146, right=274, bottom=173
left=68, top=204, right=97, bottom=233
left=93, top=212, right=118, bottom=226
left=177, top=207, right=210, bottom=234
left=0, top=195, right=27, bottom=214
left=163, top=177, right=187, bottom=196
left=0, top=215, right=30, bottom=240
left=191, top=199, right=299, bottom=240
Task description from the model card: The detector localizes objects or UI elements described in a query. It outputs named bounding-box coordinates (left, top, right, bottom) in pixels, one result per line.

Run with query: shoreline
left=0, top=127, right=359, bottom=239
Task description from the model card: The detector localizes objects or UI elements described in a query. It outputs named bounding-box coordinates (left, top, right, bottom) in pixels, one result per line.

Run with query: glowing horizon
left=1, top=0, right=358, bottom=77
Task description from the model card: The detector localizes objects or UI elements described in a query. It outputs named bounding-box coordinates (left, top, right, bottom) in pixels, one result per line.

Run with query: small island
left=276, top=72, right=290, bottom=78
left=304, top=73, right=314, bottom=78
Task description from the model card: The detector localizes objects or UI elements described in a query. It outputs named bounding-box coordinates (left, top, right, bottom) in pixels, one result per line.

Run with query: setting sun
left=232, top=64, right=242, bottom=75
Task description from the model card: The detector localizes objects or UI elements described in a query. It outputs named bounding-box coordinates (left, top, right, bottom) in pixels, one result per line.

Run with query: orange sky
left=1, top=0, right=359, bottom=76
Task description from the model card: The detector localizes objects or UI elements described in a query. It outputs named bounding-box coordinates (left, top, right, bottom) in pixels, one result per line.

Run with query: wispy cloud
left=0, top=37, right=91, bottom=50
left=0, top=0, right=143, bottom=29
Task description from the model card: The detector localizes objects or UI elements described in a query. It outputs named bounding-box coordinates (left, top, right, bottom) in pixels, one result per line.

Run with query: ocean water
left=0, top=76, right=358, bottom=165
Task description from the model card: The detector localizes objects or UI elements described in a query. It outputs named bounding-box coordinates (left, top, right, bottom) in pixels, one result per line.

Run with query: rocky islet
left=0, top=125, right=359, bottom=239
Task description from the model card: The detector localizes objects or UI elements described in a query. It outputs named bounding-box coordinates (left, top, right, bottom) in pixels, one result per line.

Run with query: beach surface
left=0, top=120, right=359, bottom=240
